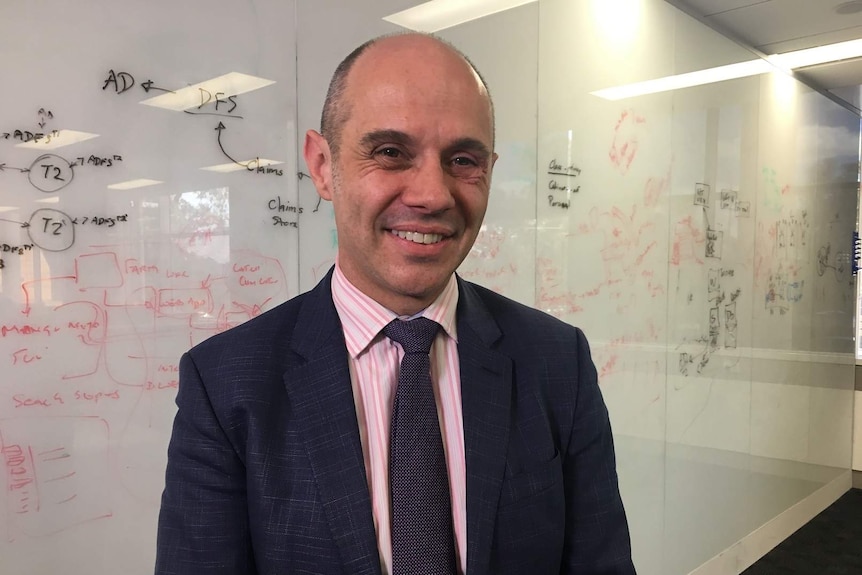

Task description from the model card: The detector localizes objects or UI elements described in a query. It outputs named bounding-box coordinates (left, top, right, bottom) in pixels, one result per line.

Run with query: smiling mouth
left=390, top=230, right=445, bottom=245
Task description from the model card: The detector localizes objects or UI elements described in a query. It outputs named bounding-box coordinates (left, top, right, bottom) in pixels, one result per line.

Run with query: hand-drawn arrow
left=37, top=107, right=53, bottom=129
left=215, top=122, right=249, bottom=168
left=0, top=163, right=30, bottom=173
left=297, top=172, right=323, bottom=212
left=0, top=218, right=29, bottom=228
left=200, top=273, right=226, bottom=289
left=141, top=79, right=175, bottom=94
left=297, top=173, right=323, bottom=212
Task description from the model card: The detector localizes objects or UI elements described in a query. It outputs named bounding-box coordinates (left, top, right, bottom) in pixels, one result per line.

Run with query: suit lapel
left=282, top=271, right=382, bottom=575
left=456, top=279, right=513, bottom=575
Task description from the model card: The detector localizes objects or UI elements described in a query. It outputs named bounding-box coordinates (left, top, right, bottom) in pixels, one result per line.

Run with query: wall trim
left=687, top=470, right=851, bottom=575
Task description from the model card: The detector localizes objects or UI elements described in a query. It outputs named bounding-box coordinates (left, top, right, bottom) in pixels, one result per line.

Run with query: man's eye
left=373, top=147, right=412, bottom=169
left=376, top=147, right=402, bottom=158
left=452, top=156, right=477, bottom=167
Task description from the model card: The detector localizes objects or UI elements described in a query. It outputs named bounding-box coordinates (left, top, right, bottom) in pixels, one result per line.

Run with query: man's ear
left=303, top=129, right=334, bottom=200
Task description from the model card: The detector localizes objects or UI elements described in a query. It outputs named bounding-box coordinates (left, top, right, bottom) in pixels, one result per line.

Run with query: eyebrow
left=359, top=129, right=414, bottom=150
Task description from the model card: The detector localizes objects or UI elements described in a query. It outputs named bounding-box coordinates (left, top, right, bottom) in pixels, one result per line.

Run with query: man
left=156, top=33, right=635, bottom=575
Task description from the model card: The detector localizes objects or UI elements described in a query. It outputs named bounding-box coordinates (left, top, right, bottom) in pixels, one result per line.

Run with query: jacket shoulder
left=194, top=294, right=302, bottom=352
left=460, top=279, right=586, bottom=343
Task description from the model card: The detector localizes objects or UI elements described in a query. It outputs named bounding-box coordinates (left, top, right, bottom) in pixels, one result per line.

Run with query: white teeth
left=392, top=230, right=443, bottom=244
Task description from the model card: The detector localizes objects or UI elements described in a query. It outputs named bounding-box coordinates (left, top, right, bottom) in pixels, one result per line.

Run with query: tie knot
left=383, top=317, right=440, bottom=355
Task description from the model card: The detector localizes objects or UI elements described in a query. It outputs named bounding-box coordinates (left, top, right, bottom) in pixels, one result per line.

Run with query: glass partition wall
left=529, top=1, right=858, bottom=573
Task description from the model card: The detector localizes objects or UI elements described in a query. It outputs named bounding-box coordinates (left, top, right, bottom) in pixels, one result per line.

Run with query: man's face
left=305, top=36, right=496, bottom=315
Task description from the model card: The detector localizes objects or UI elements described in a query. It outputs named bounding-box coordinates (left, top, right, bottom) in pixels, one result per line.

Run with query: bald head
left=320, top=33, right=494, bottom=157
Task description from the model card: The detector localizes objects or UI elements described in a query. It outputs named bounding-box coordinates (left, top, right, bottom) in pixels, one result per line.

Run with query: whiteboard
left=0, top=1, right=541, bottom=573
left=0, top=1, right=298, bottom=573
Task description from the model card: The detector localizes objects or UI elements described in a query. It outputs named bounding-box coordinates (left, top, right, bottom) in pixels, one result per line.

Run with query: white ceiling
left=667, top=0, right=862, bottom=112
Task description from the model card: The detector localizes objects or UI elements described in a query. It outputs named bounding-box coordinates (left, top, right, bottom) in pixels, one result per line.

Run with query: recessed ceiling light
left=769, top=37, right=862, bottom=68
left=383, top=0, right=538, bottom=33
left=108, top=179, right=163, bottom=190
left=201, top=158, right=282, bottom=173
left=16, top=130, right=99, bottom=150
left=835, top=1, right=862, bottom=15
left=593, top=35, right=862, bottom=100
left=591, top=59, right=773, bottom=100
left=141, top=72, right=276, bottom=112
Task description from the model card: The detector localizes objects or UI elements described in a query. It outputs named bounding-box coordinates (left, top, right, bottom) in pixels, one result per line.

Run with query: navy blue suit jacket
left=155, top=271, right=635, bottom=574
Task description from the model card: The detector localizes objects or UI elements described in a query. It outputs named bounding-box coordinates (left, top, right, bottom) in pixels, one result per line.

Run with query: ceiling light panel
left=16, top=130, right=99, bottom=150
left=383, top=0, right=538, bottom=33
left=769, top=38, right=862, bottom=69
left=141, top=72, right=276, bottom=112
left=201, top=159, right=282, bottom=173
left=591, top=59, right=773, bottom=100
left=107, top=179, right=163, bottom=190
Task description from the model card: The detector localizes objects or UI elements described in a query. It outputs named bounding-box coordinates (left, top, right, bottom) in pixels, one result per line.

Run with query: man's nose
left=401, top=160, right=457, bottom=213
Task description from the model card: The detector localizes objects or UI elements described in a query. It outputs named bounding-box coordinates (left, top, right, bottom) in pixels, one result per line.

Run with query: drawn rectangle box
left=0, top=417, right=111, bottom=540
left=705, top=228, right=723, bottom=259
left=720, top=189, right=737, bottom=210
left=725, top=302, right=738, bottom=349
left=709, top=306, right=720, bottom=331
left=694, top=183, right=710, bottom=207
left=75, top=252, right=124, bottom=289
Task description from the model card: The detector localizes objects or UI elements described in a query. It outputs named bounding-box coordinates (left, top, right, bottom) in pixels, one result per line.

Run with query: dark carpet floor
left=741, top=488, right=862, bottom=575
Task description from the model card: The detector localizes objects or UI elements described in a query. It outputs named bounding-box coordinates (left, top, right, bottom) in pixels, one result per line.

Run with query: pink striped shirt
left=331, top=264, right=467, bottom=575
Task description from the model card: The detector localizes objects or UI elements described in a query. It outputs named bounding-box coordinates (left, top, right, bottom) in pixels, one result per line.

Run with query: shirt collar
left=331, top=261, right=459, bottom=359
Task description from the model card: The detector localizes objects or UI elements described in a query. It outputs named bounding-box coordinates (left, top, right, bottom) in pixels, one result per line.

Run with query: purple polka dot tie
left=384, top=318, right=456, bottom=575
